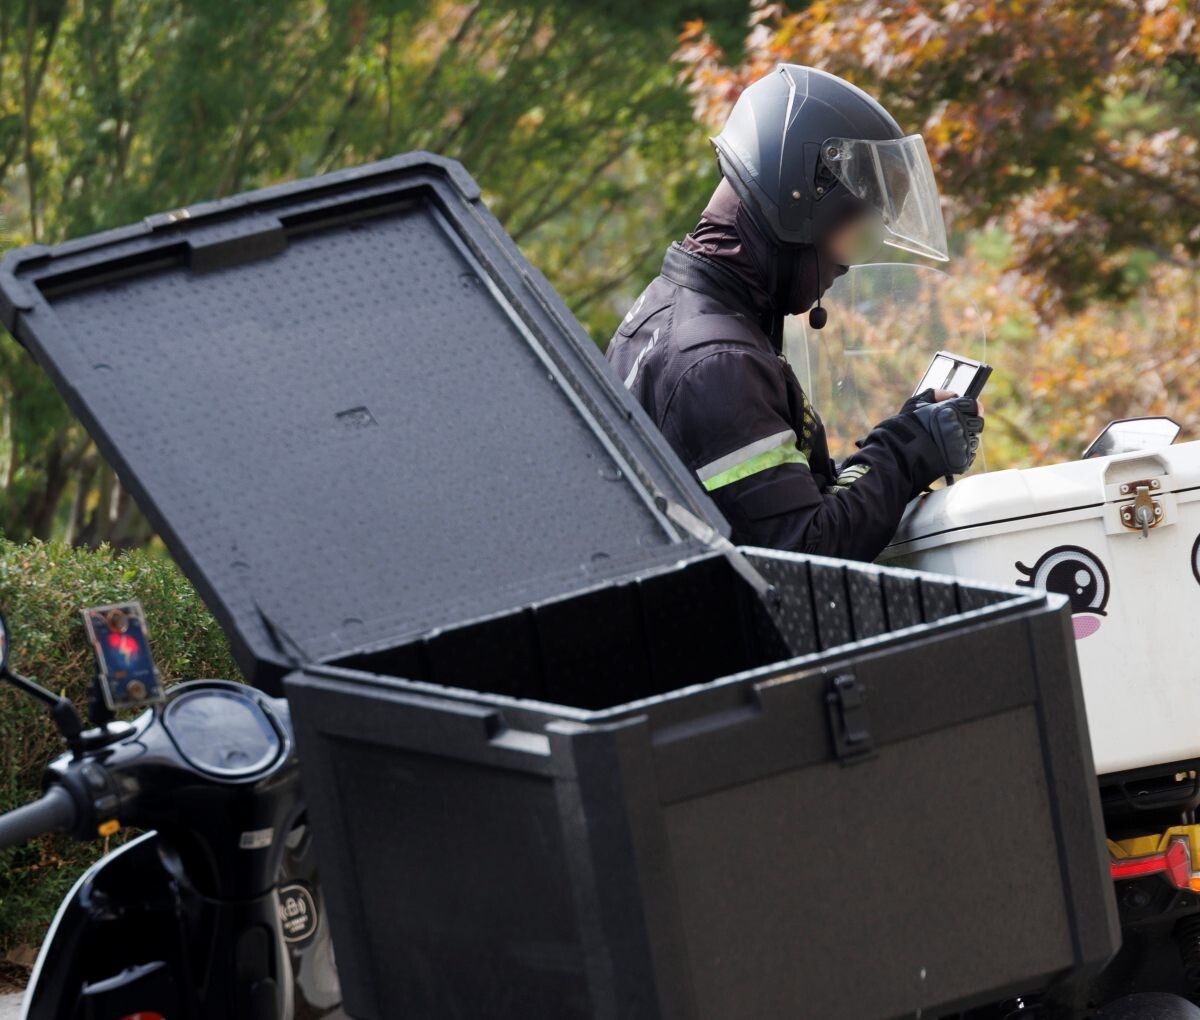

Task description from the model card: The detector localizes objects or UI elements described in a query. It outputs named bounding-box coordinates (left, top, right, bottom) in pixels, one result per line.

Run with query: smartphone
left=82, top=601, right=164, bottom=710
left=914, top=350, right=992, bottom=400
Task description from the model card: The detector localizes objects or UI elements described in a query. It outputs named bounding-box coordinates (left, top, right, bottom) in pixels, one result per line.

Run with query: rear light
left=1108, top=825, right=1200, bottom=891
left=1109, top=835, right=1193, bottom=889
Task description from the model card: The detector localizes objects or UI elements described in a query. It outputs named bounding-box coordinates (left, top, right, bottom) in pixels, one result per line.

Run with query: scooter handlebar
left=0, top=785, right=76, bottom=849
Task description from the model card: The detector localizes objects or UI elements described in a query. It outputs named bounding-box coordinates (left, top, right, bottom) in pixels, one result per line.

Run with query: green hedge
left=0, top=537, right=241, bottom=952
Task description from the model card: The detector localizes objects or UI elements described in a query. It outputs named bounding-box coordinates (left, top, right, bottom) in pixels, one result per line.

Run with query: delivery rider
left=607, top=64, right=983, bottom=562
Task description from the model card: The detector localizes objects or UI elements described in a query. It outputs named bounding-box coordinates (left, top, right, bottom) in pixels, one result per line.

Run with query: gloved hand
left=900, top=387, right=939, bottom=416
left=907, top=394, right=985, bottom=475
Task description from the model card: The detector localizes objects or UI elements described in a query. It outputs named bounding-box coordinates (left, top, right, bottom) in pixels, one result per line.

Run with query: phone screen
left=915, top=352, right=990, bottom=399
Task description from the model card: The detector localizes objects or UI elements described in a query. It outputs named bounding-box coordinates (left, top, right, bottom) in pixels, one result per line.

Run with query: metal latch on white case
left=1118, top=479, right=1164, bottom=539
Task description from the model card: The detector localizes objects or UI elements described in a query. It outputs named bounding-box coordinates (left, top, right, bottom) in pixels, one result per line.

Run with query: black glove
left=899, top=388, right=938, bottom=416
left=908, top=395, right=984, bottom=476
left=853, top=389, right=942, bottom=451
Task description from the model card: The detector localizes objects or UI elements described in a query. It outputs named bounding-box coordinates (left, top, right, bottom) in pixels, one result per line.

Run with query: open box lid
left=0, top=153, right=727, bottom=691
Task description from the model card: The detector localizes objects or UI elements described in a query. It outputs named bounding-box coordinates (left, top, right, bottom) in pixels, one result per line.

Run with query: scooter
left=0, top=604, right=343, bottom=1019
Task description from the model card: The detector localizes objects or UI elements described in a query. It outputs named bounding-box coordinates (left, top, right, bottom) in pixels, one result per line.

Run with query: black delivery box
left=0, top=153, right=1119, bottom=1019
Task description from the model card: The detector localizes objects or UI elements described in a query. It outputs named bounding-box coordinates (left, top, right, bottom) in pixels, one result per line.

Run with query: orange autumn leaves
left=675, top=0, right=1200, bottom=465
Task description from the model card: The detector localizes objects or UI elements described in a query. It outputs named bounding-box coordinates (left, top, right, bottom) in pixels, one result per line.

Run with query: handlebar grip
left=0, top=786, right=76, bottom=849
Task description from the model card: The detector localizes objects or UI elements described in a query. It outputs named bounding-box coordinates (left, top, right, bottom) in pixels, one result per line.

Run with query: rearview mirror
left=1082, top=417, right=1181, bottom=460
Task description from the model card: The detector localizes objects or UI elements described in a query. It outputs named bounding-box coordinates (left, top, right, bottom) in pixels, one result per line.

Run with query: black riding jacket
left=606, top=243, right=946, bottom=562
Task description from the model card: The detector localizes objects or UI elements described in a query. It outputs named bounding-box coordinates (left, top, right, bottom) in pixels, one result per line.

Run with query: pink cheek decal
left=1072, top=614, right=1102, bottom=640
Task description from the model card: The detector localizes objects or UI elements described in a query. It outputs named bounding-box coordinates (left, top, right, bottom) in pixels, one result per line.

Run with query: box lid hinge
left=654, top=494, right=780, bottom=609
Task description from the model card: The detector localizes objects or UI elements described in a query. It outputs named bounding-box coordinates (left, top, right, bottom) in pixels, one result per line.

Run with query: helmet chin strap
left=809, top=243, right=828, bottom=330
left=768, top=244, right=793, bottom=354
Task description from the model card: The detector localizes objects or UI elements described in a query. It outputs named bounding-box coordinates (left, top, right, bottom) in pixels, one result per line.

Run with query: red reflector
left=1166, top=838, right=1191, bottom=888
left=1110, top=836, right=1192, bottom=890
left=106, top=632, right=140, bottom=658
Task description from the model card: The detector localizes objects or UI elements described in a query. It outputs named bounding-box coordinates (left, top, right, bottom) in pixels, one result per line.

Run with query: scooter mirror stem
left=1, top=669, right=85, bottom=751
left=51, top=698, right=84, bottom=751
left=4, top=667, right=60, bottom=709
left=85, top=674, right=115, bottom=730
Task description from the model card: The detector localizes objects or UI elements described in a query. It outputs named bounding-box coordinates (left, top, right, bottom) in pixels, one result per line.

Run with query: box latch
left=826, top=672, right=876, bottom=765
left=1117, top=478, right=1164, bottom=538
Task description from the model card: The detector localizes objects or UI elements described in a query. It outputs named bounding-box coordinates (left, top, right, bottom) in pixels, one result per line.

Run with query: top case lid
left=889, top=442, right=1200, bottom=548
left=0, top=153, right=726, bottom=689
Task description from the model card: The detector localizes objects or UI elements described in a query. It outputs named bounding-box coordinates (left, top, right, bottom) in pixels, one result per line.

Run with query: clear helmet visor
left=822, top=134, right=949, bottom=262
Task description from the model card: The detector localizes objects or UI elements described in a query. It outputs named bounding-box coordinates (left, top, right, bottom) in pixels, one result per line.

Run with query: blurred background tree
left=677, top=0, right=1200, bottom=464
left=2, top=0, right=1199, bottom=524
left=0, top=0, right=745, bottom=545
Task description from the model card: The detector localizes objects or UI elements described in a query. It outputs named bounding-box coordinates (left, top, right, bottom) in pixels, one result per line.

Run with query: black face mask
left=684, top=177, right=848, bottom=319
left=775, top=242, right=849, bottom=316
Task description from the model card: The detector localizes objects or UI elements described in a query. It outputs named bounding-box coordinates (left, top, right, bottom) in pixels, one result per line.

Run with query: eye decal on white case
left=1016, top=545, right=1110, bottom=640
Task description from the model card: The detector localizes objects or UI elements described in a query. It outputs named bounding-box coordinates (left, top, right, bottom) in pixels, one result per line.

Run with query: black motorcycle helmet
left=711, top=64, right=948, bottom=266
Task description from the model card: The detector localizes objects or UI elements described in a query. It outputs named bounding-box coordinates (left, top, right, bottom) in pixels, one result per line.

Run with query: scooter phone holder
left=915, top=350, right=992, bottom=401
left=82, top=601, right=164, bottom=711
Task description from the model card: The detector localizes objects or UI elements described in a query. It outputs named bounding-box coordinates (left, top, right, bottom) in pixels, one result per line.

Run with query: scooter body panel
left=24, top=825, right=342, bottom=1020
left=23, top=831, right=185, bottom=1020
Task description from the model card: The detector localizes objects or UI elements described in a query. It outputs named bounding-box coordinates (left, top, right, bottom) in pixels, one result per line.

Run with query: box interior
left=332, top=551, right=1002, bottom=712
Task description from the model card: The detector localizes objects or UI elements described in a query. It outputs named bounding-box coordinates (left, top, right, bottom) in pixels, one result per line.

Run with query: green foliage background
left=0, top=0, right=744, bottom=547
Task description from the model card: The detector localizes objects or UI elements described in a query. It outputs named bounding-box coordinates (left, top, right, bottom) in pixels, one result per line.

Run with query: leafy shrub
left=0, top=536, right=241, bottom=952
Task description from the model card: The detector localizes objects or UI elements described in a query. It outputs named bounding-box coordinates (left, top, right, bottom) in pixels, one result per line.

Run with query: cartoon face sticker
left=1016, top=545, right=1110, bottom=640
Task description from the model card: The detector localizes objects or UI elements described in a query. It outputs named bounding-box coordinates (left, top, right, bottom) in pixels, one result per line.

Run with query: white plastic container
left=883, top=442, right=1200, bottom=776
